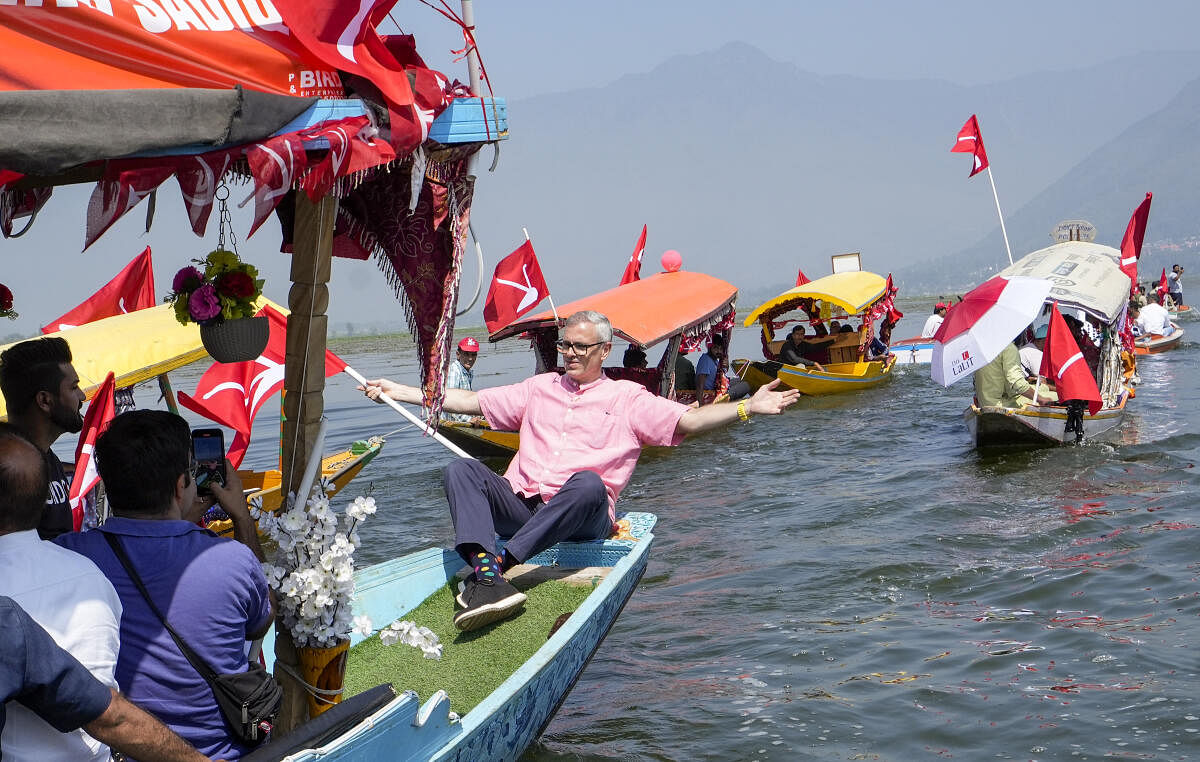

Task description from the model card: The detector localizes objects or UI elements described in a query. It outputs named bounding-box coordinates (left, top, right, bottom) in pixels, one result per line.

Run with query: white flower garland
left=253, top=491, right=440, bottom=658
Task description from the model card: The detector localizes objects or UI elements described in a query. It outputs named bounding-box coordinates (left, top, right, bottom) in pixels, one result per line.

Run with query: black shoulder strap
left=102, top=531, right=219, bottom=685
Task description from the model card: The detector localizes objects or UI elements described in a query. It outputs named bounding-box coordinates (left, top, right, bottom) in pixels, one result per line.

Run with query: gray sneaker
left=453, top=574, right=527, bottom=632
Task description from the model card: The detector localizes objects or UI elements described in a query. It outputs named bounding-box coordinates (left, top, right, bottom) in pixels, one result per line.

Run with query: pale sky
left=4, top=0, right=1200, bottom=339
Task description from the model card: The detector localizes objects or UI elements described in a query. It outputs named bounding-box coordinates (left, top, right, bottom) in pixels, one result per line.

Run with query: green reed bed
left=344, top=576, right=595, bottom=716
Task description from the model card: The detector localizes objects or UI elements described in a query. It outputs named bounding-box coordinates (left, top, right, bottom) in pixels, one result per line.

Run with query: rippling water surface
left=136, top=303, right=1199, bottom=761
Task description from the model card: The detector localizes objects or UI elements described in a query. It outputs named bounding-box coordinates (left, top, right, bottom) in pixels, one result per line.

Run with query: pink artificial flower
left=172, top=266, right=204, bottom=294
left=188, top=283, right=222, bottom=323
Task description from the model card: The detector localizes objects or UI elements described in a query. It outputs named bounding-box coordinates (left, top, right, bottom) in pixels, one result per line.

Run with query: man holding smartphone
left=56, top=410, right=273, bottom=760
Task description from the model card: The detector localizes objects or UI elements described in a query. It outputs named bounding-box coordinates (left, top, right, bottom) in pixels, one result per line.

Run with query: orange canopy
left=489, top=271, right=738, bottom=347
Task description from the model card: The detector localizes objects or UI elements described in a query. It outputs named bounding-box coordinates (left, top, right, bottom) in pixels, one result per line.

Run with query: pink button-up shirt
left=478, top=372, right=689, bottom=520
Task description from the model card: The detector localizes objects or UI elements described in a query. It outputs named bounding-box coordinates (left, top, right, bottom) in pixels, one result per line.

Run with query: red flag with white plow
left=483, top=241, right=551, bottom=333
left=619, top=225, right=648, bottom=286
left=43, top=247, right=156, bottom=333
left=68, top=371, right=115, bottom=531
left=1118, top=193, right=1153, bottom=291
left=951, top=115, right=989, bottom=177
left=177, top=305, right=347, bottom=468
left=1039, top=303, right=1103, bottom=415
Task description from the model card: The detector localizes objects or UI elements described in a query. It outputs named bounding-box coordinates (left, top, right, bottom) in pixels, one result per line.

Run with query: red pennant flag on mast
left=951, top=115, right=989, bottom=177
left=483, top=241, right=551, bottom=333
left=1039, top=303, right=1103, bottom=415
left=619, top=225, right=648, bottom=286
left=1118, top=193, right=1153, bottom=291
left=795, top=268, right=811, bottom=287
left=42, top=247, right=156, bottom=333
left=68, top=371, right=116, bottom=531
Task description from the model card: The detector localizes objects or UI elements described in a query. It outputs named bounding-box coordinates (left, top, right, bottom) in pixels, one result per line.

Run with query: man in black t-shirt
left=0, top=337, right=86, bottom=539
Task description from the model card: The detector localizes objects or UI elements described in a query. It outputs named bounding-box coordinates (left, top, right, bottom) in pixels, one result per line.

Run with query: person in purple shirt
left=57, top=410, right=273, bottom=761
left=361, top=310, right=799, bottom=632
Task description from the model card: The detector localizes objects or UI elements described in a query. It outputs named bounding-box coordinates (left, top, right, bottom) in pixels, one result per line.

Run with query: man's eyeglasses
left=555, top=340, right=607, bottom=355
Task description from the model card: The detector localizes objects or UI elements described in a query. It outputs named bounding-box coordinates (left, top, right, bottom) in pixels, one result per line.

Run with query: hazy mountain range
left=465, top=42, right=1200, bottom=310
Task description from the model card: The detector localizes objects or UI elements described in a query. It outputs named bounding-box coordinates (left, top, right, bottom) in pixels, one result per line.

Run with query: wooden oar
left=340, top=365, right=472, bottom=459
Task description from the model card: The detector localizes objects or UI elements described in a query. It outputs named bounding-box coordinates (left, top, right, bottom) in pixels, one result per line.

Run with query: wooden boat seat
left=498, top=511, right=657, bottom=568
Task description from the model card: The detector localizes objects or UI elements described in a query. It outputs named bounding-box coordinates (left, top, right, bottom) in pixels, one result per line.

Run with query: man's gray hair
left=564, top=310, right=613, bottom=343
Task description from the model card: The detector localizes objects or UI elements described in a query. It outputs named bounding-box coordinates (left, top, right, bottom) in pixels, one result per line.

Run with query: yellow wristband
left=737, top=400, right=749, bottom=422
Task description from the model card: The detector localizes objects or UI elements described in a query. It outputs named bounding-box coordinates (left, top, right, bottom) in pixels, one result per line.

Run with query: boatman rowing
left=360, top=310, right=799, bottom=631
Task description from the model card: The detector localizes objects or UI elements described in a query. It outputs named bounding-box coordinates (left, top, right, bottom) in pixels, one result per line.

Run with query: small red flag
left=1118, top=192, right=1152, bottom=290
left=483, top=241, right=551, bottom=333
left=1039, top=304, right=1103, bottom=415
left=1157, top=267, right=1168, bottom=298
left=795, top=268, right=811, bottom=287
left=951, top=115, right=989, bottom=177
left=177, top=305, right=347, bottom=468
left=68, top=371, right=116, bottom=531
left=43, top=247, right=156, bottom=333
left=619, top=225, right=648, bottom=286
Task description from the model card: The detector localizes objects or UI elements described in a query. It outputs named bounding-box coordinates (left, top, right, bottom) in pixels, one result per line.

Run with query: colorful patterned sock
left=472, top=551, right=503, bottom=584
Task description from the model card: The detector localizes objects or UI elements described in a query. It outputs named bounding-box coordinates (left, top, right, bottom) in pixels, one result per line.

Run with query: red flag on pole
left=795, top=268, right=811, bottom=287
left=1118, top=192, right=1153, bottom=291
left=177, top=305, right=347, bottom=468
left=1039, top=303, right=1103, bottom=415
left=951, top=115, right=990, bottom=177
left=1157, top=267, right=1168, bottom=298
left=483, top=241, right=551, bottom=333
left=68, top=371, right=116, bottom=531
left=42, top=247, right=156, bottom=333
left=619, top=225, right=648, bottom=286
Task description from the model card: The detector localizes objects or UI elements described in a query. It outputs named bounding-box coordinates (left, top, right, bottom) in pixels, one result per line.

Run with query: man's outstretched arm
left=85, top=689, right=212, bottom=761
left=675, top=379, right=798, bottom=436
left=359, top=378, right=483, bottom=415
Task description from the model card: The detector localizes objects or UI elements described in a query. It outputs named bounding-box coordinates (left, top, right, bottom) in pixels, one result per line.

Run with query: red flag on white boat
left=619, top=225, right=648, bottom=286
left=951, top=115, right=989, bottom=177
left=177, top=305, right=348, bottom=468
left=1039, top=303, right=1103, bottom=415
left=1118, top=192, right=1152, bottom=290
left=42, top=248, right=156, bottom=333
left=483, top=241, right=551, bottom=333
left=930, top=275, right=1052, bottom=387
left=68, top=371, right=116, bottom=531
left=795, top=268, right=811, bottom=287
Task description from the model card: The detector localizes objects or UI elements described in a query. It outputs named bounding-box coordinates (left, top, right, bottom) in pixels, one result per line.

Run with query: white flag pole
left=986, top=166, right=1014, bottom=265
left=341, top=366, right=473, bottom=459
left=522, top=226, right=559, bottom=322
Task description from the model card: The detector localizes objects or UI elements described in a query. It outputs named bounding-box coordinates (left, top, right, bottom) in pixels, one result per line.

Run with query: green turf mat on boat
left=344, top=576, right=594, bottom=715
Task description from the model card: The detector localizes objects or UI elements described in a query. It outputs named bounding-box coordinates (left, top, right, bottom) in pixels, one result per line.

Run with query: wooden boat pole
left=274, top=191, right=337, bottom=731
left=156, top=374, right=179, bottom=415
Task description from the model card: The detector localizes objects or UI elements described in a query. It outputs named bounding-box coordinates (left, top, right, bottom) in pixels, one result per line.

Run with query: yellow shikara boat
left=1, top=299, right=384, bottom=524
left=736, top=269, right=897, bottom=395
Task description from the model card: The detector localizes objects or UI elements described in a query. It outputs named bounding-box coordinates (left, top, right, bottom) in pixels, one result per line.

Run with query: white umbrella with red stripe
left=930, top=275, right=1053, bottom=386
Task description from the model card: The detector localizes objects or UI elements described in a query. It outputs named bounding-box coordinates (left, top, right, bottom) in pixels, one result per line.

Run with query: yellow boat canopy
left=743, top=271, right=887, bottom=326
left=0, top=296, right=283, bottom=419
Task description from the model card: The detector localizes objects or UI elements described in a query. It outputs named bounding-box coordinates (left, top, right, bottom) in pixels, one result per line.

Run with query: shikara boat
left=888, top=336, right=935, bottom=365
left=252, top=512, right=657, bottom=762
left=966, top=241, right=1138, bottom=447
left=1133, top=324, right=1184, bottom=354
left=735, top=270, right=897, bottom=395
left=441, top=269, right=739, bottom=458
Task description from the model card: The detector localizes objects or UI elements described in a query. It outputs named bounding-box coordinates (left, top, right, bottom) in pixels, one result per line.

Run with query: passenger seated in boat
left=443, top=337, right=484, bottom=425
left=828, top=320, right=841, bottom=334
left=675, top=348, right=696, bottom=391
left=1062, top=313, right=1102, bottom=376
left=838, top=323, right=855, bottom=334
left=867, top=321, right=894, bottom=360
left=56, top=411, right=274, bottom=761
left=622, top=346, right=647, bottom=369
left=360, top=310, right=798, bottom=632
left=1137, top=293, right=1174, bottom=337
left=1019, top=324, right=1046, bottom=379
left=696, top=335, right=751, bottom=403
left=973, top=342, right=1052, bottom=409
left=779, top=326, right=826, bottom=371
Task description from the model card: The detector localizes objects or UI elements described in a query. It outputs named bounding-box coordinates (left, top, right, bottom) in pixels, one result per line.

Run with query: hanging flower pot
left=200, top=315, right=269, bottom=363
left=296, top=638, right=350, bottom=717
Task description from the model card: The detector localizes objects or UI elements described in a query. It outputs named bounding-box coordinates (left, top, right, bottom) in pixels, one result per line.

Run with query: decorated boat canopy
left=0, top=297, right=284, bottom=420
left=743, top=271, right=888, bottom=326
left=489, top=270, right=738, bottom=348
left=998, top=241, right=1129, bottom=324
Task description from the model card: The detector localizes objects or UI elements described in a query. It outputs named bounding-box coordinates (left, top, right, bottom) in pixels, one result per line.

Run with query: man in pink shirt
left=363, top=310, right=798, bottom=631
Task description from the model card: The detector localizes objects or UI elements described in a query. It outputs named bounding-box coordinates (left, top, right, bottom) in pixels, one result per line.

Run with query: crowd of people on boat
left=0, top=337, right=272, bottom=760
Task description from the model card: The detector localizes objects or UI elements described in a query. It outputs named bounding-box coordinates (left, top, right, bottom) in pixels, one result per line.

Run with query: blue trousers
left=442, top=459, right=612, bottom=564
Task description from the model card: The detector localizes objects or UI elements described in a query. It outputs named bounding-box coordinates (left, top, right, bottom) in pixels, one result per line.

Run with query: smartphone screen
left=192, top=428, right=226, bottom=494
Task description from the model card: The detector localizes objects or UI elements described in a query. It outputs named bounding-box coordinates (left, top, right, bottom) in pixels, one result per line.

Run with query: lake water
left=123, top=298, right=1199, bottom=761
